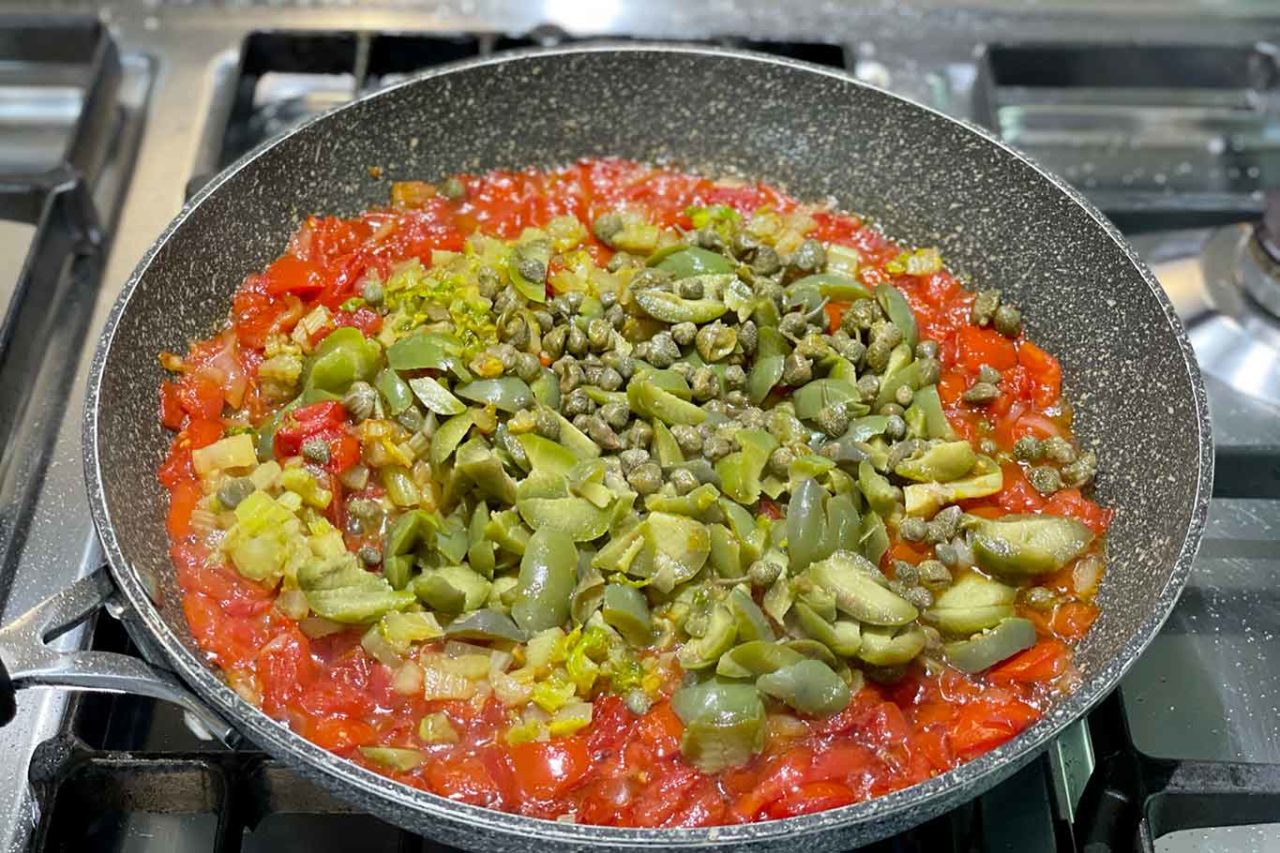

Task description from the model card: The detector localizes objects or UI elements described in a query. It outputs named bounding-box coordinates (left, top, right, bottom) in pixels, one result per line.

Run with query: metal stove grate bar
left=0, top=16, right=121, bottom=605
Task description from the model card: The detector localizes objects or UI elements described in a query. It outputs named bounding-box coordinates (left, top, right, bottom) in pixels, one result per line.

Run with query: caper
left=816, top=404, right=850, bottom=437
left=671, top=424, right=703, bottom=456
left=994, top=304, right=1022, bottom=338
left=696, top=322, right=737, bottom=363
left=217, top=477, right=255, bottom=509
left=748, top=557, right=783, bottom=587
left=626, top=462, right=663, bottom=495
left=584, top=415, right=621, bottom=451
left=962, top=381, right=1000, bottom=405
left=587, top=318, right=613, bottom=352
left=926, top=505, right=963, bottom=542
left=1041, top=436, right=1076, bottom=465
left=885, top=413, right=907, bottom=441
left=933, top=543, right=958, bottom=568
left=619, top=447, right=651, bottom=473
left=902, top=586, right=933, bottom=610
left=598, top=401, right=629, bottom=432
left=833, top=335, right=866, bottom=364
left=694, top=228, right=726, bottom=252
left=768, top=445, right=796, bottom=478
left=592, top=213, right=624, bottom=245
left=606, top=251, right=635, bottom=273
left=781, top=351, right=813, bottom=386
left=678, top=277, right=706, bottom=300
left=565, top=323, right=588, bottom=358
left=856, top=374, right=881, bottom=402
left=542, top=325, right=567, bottom=361
left=1024, top=586, right=1059, bottom=612
left=1013, top=436, right=1043, bottom=462
left=703, top=435, right=732, bottom=462
left=899, top=517, right=928, bottom=542
left=976, top=364, right=1002, bottom=385
left=671, top=322, right=697, bottom=347
left=514, top=352, right=542, bottom=383
left=864, top=339, right=892, bottom=373
left=917, top=559, right=952, bottom=588
left=971, top=288, right=1001, bottom=327
left=647, top=331, right=680, bottom=368
left=751, top=245, right=782, bottom=275
left=601, top=351, right=635, bottom=381
left=563, top=388, right=592, bottom=418
left=894, top=383, right=915, bottom=407
left=724, top=364, right=747, bottom=391
left=917, top=358, right=941, bottom=386
left=878, top=402, right=905, bottom=417
left=301, top=438, right=330, bottom=464
left=555, top=359, right=583, bottom=394
left=472, top=268, right=500, bottom=301
left=1061, top=450, right=1097, bottom=487
left=791, top=238, right=826, bottom=273
left=671, top=467, right=699, bottom=495
left=358, top=545, right=383, bottom=566
left=626, top=420, right=654, bottom=449
left=915, top=339, right=940, bottom=360
left=535, top=407, right=561, bottom=440
left=738, top=320, right=758, bottom=355
left=361, top=279, right=384, bottom=305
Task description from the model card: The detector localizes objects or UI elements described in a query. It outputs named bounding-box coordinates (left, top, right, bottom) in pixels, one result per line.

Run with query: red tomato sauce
left=158, top=158, right=1108, bottom=825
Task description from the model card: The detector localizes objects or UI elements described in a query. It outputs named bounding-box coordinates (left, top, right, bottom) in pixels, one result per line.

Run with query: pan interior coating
left=87, top=45, right=1209, bottom=850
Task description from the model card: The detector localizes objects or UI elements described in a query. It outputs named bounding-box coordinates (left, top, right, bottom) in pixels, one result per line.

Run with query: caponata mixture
left=157, top=158, right=1110, bottom=826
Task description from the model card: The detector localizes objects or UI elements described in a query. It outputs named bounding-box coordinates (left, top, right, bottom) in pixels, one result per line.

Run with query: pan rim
left=83, top=41, right=1212, bottom=847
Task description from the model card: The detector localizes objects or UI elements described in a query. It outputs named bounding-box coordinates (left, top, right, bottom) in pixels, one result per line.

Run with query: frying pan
left=0, top=45, right=1211, bottom=851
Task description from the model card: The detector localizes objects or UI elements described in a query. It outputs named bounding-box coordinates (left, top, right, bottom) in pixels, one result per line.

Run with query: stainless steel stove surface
left=2, top=3, right=1280, bottom=852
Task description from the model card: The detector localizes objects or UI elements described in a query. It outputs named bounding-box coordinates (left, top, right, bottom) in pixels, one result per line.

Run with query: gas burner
left=1153, top=207, right=1280, bottom=408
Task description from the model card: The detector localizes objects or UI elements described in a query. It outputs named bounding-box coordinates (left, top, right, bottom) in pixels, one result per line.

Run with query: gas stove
left=1, top=4, right=1279, bottom=852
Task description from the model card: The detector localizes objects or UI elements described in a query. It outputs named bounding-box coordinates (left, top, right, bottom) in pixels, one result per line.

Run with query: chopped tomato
left=989, top=640, right=1070, bottom=685
left=159, top=381, right=186, bottom=430
left=264, top=253, right=326, bottom=296
left=166, top=480, right=202, bottom=538
left=1043, top=488, right=1112, bottom=535
left=956, top=325, right=1018, bottom=372
left=824, top=301, right=849, bottom=334
left=768, top=781, right=857, bottom=819
left=274, top=401, right=357, bottom=472
left=507, top=737, right=592, bottom=801
left=1051, top=601, right=1098, bottom=642
left=333, top=306, right=383, bottom=336
left=176, top=374, right=224, bottom=421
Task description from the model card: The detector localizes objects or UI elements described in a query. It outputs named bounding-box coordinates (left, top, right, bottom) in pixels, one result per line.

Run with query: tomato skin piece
left=989, top=639, right=1070, bottom=685
left=159, top=381, right=186, bottom=430
left=767, top=781, right=857, bottom=820
left=176, top=374, right=225, bottom=421
left=1051, top=601, right=1098, bottom=642
left=506, top=737, right=592, bottom=802
left=265, top=253, right=326, bottom=296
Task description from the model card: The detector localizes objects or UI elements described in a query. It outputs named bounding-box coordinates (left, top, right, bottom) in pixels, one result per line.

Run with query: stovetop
left=2, top=4, right=1280, bottom=852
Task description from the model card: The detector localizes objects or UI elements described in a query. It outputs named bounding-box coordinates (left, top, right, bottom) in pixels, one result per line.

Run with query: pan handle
left=0, top=565, right=240, bottom=745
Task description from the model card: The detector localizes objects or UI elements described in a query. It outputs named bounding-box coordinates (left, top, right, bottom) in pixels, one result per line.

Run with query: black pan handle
left=0, top=645, right=15, bottom=725
left=0, top=566, right=239, bottom=744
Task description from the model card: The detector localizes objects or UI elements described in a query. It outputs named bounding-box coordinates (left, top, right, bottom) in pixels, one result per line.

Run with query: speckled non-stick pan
left=2, top=44, right=1212, bottom=851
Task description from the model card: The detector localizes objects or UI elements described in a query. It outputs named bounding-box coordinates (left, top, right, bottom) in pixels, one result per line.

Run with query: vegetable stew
left=157, top=158, right=1110, bottom=826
